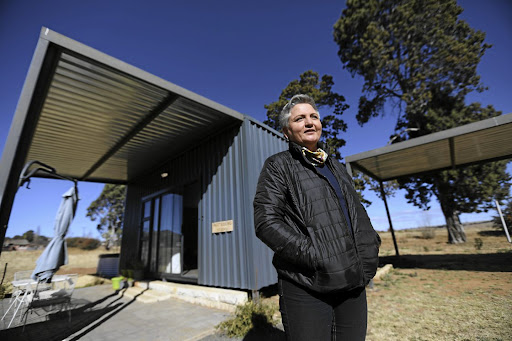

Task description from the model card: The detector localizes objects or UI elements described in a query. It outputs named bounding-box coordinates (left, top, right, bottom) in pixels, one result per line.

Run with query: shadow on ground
left=0, top=289, right=145, bottom=341
left=379, top=252, right=512, bottom=272
left=477, top=230, right=507, bottom=237
left=241, top=313, right=285, bottom=341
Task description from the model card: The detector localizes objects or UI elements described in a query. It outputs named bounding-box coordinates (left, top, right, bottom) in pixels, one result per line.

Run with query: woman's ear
left=282, top=127, right=289, bottom=140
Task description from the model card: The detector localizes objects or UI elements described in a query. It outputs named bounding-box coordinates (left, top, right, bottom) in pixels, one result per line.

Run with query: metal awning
left=346, top=113, right=512, bottom=181
left=345, top=112, right=512, bottom=256
left=0, top=27, right=246, bottom=244
left=1, top=27, right=245, bottom=185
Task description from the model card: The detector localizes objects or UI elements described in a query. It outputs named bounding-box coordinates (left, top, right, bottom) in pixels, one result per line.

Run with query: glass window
left=143, top=201, right=151, bottom=218
left=158, top=193, right=183, bottom=274
left=141, top=219, right=150, bottom=267
left=150, top=198, right=160, bottom=272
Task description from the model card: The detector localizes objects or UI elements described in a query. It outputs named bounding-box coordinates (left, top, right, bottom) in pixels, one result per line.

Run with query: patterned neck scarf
left=301, top=147, right=328, bottom=166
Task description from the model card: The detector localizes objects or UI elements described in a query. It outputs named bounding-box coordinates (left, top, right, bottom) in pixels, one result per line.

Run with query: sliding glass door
left=158, top=193, right=183, bottom=274
left=140, top=189, right=197, bottom=280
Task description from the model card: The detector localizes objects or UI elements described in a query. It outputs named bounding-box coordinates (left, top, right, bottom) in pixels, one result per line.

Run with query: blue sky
left=1, top=0, right=511, bottom=238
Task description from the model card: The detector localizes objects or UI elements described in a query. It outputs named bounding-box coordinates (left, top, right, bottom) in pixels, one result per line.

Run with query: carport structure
left=345, top=113, right=512, bottom=255
left=0, top=27, right=244, bottom=249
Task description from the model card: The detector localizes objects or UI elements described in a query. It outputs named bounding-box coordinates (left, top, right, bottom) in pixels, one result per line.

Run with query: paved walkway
left=0, top=284, right=231, bottom=341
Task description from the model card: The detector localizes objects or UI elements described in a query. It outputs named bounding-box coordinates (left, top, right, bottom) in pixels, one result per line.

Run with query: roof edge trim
left=244, top=116, right=286, bottom=139
left=346, top=112, right=512, bottom=163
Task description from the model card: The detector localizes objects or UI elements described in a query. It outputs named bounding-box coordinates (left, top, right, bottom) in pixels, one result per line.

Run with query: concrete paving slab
left=0, top=284, right=231, bottom=341
left=139, top=281, right=248, bottom=312
left=121, top=286, right=172, bottom=304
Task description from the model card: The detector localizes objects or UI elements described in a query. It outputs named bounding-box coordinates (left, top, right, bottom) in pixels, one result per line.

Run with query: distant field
left=378, top=221, right=510, bottom=256
left=365, top=221, right=512, bottom=340
left=0, top=247, right=119, bottom=294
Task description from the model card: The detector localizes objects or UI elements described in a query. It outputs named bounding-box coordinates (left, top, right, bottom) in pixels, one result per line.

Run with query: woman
left=253, top=94, right=380, bottom=340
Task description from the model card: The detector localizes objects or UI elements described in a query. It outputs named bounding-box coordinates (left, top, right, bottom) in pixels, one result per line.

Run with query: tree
left=86, top=184, right=126, bottom=250
left=264, top=70, right=397, bottom=206
left=22, top=230, right=35, bottom=242
left=33, top=234, right=50, bottom=246
left=333, top=0, right=511, bottom=243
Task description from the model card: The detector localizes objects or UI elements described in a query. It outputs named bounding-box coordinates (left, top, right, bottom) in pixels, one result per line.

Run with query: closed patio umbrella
left=32, top=185, right=79, bottom=282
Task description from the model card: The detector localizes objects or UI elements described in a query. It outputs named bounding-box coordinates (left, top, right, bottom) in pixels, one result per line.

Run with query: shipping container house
left=0, top=28, right=287, bottom=292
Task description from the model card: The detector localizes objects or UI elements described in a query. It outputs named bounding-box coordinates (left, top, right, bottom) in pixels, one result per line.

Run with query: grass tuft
left=216, top=300, right=279, bottom=337
left=474, top=238, right=484, bottom=250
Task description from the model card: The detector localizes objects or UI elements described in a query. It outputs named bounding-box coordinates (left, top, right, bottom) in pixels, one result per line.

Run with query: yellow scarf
left=301, top=147, right=328, bottom=166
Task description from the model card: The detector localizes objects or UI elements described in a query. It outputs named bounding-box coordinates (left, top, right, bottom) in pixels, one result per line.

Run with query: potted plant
left=127, top=260, right=145, bottom=281
left=120, top=269, right=134, bottom=287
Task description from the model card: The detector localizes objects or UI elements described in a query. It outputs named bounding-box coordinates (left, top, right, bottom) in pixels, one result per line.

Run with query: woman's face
left=283, top=103, right=322, bottom=150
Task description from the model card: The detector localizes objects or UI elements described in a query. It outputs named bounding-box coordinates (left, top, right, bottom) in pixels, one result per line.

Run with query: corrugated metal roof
left=16, top=28, right=244, bottom=183
left=346, top=113, right=512, bottom=181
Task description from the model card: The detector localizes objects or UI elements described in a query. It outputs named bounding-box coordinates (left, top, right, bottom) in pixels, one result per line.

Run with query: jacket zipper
left=320, top=160, right=366, bottom=285
left=294, top=143, right=366, bottom=285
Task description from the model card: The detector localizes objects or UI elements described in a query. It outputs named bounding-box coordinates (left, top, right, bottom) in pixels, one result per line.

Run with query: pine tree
left=333, top=0, right=511, bottom=242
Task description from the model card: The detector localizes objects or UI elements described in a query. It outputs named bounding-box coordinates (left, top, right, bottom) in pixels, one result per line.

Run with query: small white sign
left=212, top=219, right=234, bottom=233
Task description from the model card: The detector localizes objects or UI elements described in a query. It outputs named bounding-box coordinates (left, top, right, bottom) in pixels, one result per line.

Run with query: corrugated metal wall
left=240, top=119, right=288, bottom=290
left=121, top=124, right=242, bottom=281
left=198, top=123, right=249, bottom=288
left=120, top=118, right=287, bottom=290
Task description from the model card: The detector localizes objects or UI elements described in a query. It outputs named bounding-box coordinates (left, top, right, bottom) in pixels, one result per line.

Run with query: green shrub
left=0, top=283, right=6, bottom=299
left=216, top=300, right=278, bottom=337
left=66, top=237, right=101, bottom=250
left=474, top=238, right=483, bottom=250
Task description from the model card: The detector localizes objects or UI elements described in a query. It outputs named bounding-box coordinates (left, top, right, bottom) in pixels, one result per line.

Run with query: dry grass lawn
left=366, top=222, right=512, bottom=341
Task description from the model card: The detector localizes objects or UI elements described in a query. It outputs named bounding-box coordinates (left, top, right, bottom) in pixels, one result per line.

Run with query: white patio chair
left=1, top=270, right=40, bottom=328
left=20, top=274, right=78, bottom=330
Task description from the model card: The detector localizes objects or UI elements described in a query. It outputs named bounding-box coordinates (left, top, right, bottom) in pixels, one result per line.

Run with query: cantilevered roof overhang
left=0, top=27, right=245, bottom=241
left=1, top=27, right=245, bottom=185
left=345, top=113, right=512, bottom=182
left=345, top=113, right=512, bottom=256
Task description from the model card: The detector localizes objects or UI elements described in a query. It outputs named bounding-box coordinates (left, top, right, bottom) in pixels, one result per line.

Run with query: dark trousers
left=278, top=277, right=367, bottom=341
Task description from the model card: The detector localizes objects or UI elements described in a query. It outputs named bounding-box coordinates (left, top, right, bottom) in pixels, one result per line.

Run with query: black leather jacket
left=253, top=142, right=380, bottom=293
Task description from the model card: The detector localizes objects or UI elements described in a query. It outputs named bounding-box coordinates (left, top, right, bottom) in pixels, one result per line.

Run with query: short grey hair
left=279, top=94, right=320, bottom=130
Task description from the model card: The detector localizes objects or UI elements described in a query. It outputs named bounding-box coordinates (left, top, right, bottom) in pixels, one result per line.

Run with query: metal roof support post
left=346, top=162, right=353, bottom=177
left=0, top=39, right=60, bottom=256
left=495, top=199, right=511, bottom=243
left=380, top=181, right=400, bottom=257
